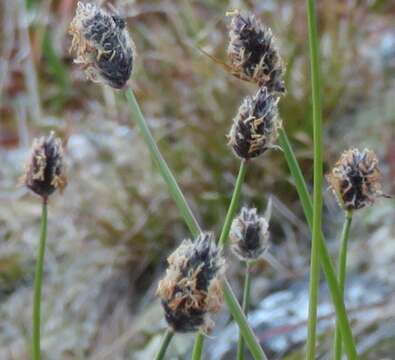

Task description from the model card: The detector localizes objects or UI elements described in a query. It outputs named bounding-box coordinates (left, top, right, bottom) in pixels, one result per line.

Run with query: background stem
left=236, top=261, right=252, bottom=360
left=154, top=328, right=174, bottom=360
left=32, top=199, right=48, bottom=360
left=333, top=211, right=353, bottom=360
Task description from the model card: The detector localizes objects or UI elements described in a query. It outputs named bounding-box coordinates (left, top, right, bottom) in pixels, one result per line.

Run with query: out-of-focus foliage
left=0, top=0, right=394, bottom=359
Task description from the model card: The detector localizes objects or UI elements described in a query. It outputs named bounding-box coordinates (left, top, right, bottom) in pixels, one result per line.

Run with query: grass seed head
left=227, top=9, right=285, bottom=94
left=157, top=232, right=225, bottom=333
left=20, top=131, right=67, bottom=199
left=69, top=2, right=134, bottom=89
left=326, top=148, right=391, bottom=211
left=228, top=87, right=281, bottom=160
left=230, top=207, right=270, bottom=261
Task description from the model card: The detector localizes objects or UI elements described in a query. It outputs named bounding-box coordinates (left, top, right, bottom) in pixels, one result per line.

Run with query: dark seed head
left=227, top=9, right=285, bottom=94
left=228, top=87, right=281, bottom=160
left=326, top=148, right=390, bottom=211
left=230, top=207, right=270, bottom=261
left=20, top=132, right=67, bottom=199
left=157, top=233, right=225, bottom=333
left=69, top=2, right=134, bottom=89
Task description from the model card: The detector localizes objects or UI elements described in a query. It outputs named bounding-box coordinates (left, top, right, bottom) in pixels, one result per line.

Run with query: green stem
left=218, top=161, right=247, bottom=247
left=236, top=261, right=252, bottom=360
left=192, top=160, right=247, bottom=358
left=333, top=211, right=353, bottom=360
left=305, top=0, right=324, bottom=358
left=125, top=89, right=267, bottom=360
left=223, top=279, right=268, bottom=360
left=32, top=199, right=48, bottom=360
left=191, top=331, right=204, bottom=360
left=125, top=89, right=201, bottom=237
left=154, top=328, right=174, bottom=360
left=278, top=128, right=359, bottom=360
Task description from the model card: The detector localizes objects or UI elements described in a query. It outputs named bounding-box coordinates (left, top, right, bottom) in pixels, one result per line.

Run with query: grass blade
left=305, top=0, right=324, bottom=358
left=333, top=211, right=353, bottom=360
left=278, top=129, right=359, bottom=359
left=32, top=200, right=48, bottom=360
left=154, top=328, right=174, bottom=360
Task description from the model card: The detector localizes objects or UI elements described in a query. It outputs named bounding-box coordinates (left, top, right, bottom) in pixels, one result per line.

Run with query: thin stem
left=125, top=89, right=267, bottom=360
left=236, top=261, right=252, bottom=360
left=306, top=0, right=324, bottom=358
left=218, top=161, right=247, bottom=247
left=223, top=279, right=268, bottom=360
left=32, top=199, right=48, bottom=360
left=278, top=128, right=359, bottom=360
left=125, top=89, right=201, bottom=237
left=192, top=160, right=247, bottom=358
left=154, top=328, right=174, bottom=360
left=333, top=211, right=353, bottom=360
left=191, top=331, right=204, bottom=360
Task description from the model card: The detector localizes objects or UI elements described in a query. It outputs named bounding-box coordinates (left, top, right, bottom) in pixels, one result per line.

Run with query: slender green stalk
left=192, top=160, right=248, bottom=359
left=191, top=331, right=204, bottom=360
left=218, top=161, right=247, bottom=247
left=125, top=89, right=201, bottom=237
left=236, top=261, right=252, bottom=360
left=305, top=0, right=324, bottom=358
left=223, top=279, right=268, bottom=360
left=333, top=211, right=353, bottom=360
left=154, top=328, right=174, bottom=360
left=125, top=89, right=267, bottom=360
left=278, top=128, right=358, bottom=360
left=32, top=199, right=48, bottom=360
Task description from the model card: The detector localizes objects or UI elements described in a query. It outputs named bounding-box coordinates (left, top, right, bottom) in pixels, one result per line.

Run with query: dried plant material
left=157, top=233, right=225, bottom=333
left=230, top=207, right=270, bottom=261
left=227, top=9, right=285, bottom=94
left=327, top=148, right=391, bottom=211
left=69, top=2, right=134, bottom=89
left=20, top=131, right=67, bottom=198
left=228, top=87, right=281, bottom=160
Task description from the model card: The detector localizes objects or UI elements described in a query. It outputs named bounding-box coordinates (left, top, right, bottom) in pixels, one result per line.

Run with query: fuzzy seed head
left=230, top=207, right=270, bottom=261
left=228, top=87, right=281, bottom=159
left=157, top=233, right=225, bottom=333
left=20, top=132, right=67, bottom=198
left=69, top=2, right=134, bottom=89
left=227, top=9, right=285, bottom=94
left=326, top=148, right=390, bottom=211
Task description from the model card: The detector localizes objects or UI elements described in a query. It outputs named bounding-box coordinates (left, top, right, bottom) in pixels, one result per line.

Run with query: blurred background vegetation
left=0, top=0, right=394, bottom=359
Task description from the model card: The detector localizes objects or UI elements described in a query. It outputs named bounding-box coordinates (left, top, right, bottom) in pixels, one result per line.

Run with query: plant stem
left=192, top=160, right=247, bottom=359
left=218, top=160, right=247, bottom=247
left=236, top=261, right=252, bottom=360
left=125, top=89, right=201, bottom=237
left=223, top=279, right=268, bottom=360
left=192, top=331, right=204, bottom=360
left=154, top=328, right=174, bottom=360
left=32, top=198, right=48, bottom=360
left=333, top=211, right=353, bottom=360
left=125, top=89, right=267, bottom=360
left=278, top=128, right=359, bottom=360
left=305, top=0, right=324, bottom=358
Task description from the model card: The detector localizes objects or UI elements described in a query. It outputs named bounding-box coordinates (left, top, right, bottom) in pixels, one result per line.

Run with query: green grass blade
left=32, top=200, right=48, bottom=360
left=154, top=328, right=174, bottom=360
left=192, top=331, right=204, bottom=360
left=305, top=0, right=324, bottom=358
left=223, top=279, right=268, bottom=360
left=218, top=160, right=247, bottom=247
left=333, top=211, right=353, bottom=360
left=278, top=129, right=359, bottom=359
left=125, top=89, right=201, bottom=237
left=236, top=262, right=252, bottom=360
